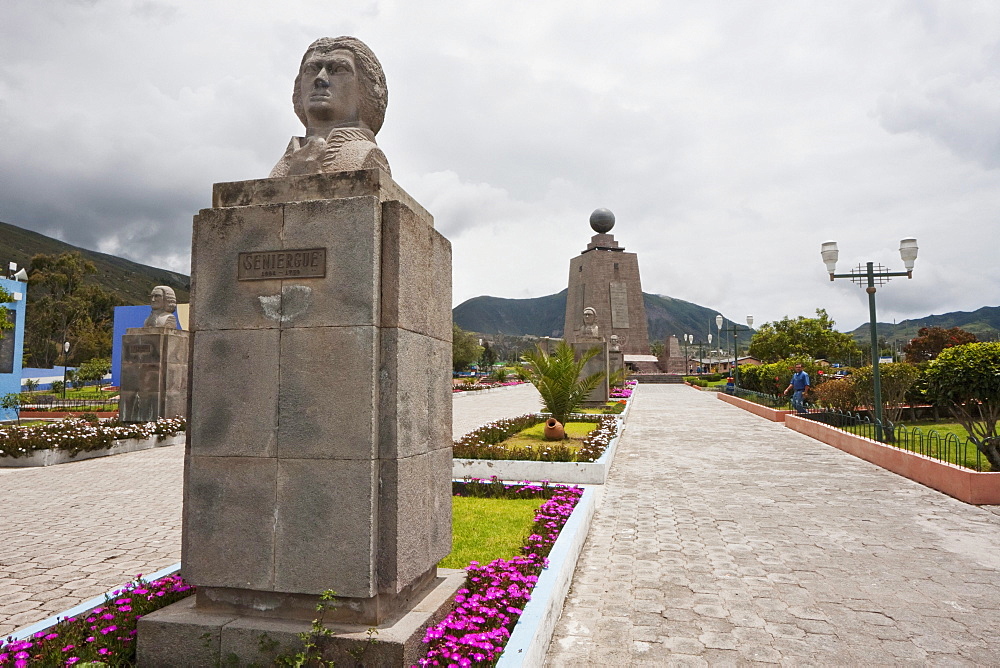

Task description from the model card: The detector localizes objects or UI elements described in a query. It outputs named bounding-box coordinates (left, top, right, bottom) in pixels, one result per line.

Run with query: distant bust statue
left=144, top=286, right=178, bottom=328
left=610, top=334, right=620, bottom=352
left=579, top=307, right=600, bottom=339
left=269, top=36, right=390, bottom=178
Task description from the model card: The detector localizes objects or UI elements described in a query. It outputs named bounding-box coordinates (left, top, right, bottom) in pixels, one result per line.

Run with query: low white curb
left=453, top=426, right=622, bottom=484
left=497, top=485, right=600, bottom=666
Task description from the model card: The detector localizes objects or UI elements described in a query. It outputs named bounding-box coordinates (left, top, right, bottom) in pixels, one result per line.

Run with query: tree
left=0, top=286, right=13, bottom=340
left=925, top=342, right=1000, bottom=470
left=0, top=393, right=26, bottom=425
left=851, top=363, right=921, bottom=423
left=748, top=309, right=862, bottom=364
left=78, top=357, right=112, bottom=389
left=25, top=252, right=123, bottom=367
left=903, top=326, right=977, bottom=363
left=521, top=341, right=605, bottom=430
left=479, top=341, right=497, bottom=372
left=452, top=324, right=483, bottom=372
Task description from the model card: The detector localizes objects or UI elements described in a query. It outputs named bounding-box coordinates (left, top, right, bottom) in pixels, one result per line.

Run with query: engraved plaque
left=238, top=248, right=326, bottom=281
left=125, top=341, right=158, bottom=363
left=610, top=281, right=630, bottom=329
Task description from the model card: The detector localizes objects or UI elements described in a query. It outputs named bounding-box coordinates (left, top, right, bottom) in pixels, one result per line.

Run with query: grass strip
left=440, top=496, right=544, bottom=569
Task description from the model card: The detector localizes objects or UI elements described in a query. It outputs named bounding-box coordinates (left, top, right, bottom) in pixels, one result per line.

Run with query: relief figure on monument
left=143, top=286, right=178, bottom=329
left=579, top=306, right=600, bottom=339
left=270, top=36, right=391, bottom=178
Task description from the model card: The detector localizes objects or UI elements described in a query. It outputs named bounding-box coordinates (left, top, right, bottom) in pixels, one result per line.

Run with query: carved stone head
left=610, top=334, right=620, bottom=351
left=292, top=36, right=388, bottom=135
left=583, top=307, right=596, bottom=325
left=144, top=286, right=179, bottom=328
left=150, top=286, right=177, bottom=314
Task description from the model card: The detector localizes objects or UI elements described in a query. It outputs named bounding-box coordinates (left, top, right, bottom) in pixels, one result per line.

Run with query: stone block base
left=138, top=568, right=464, bottom=667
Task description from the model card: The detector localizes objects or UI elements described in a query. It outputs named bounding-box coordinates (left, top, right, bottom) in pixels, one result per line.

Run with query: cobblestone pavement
left=0, top=387, right=542, bottom=637
left=451, top=383, right=542, bottom=438
left=547, top=385, right=1000, bottom=666
left=0, top=446, right=184, bottom=637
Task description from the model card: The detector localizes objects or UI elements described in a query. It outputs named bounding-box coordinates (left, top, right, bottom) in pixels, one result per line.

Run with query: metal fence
left=20, top=396, right=120, bottom=413
left=731, top=388, right=988, bottom=472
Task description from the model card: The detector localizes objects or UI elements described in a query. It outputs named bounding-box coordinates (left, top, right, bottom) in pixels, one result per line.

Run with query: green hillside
left=0, top=220, right=190, bottom=305
left=452, top=290, right=753, bottom=343
left=453, top=290, right=568, bottom=338
left=849, top=306, right=1000, bottom=344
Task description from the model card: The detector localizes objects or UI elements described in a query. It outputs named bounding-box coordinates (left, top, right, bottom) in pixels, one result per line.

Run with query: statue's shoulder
left=268, top=137, right=303, bottom=178
left=324, top=129, right=391, bottom=175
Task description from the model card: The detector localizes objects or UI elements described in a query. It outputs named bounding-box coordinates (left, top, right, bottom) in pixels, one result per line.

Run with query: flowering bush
left=452, top=381, right=526, bottom=393
left=0, top=418, right=186, bottom=458
left=0, top=574, right=193, bottom=666
left=418, top=480, right=583, bottom=666
left=453, top=414, right=618, bottom=462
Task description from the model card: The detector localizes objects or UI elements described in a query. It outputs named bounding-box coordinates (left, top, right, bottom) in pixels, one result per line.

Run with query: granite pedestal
left=138, top=169, right=456, bottom=666
left=119, top=327, right=189, bottom=422
left=572, top=339, right=609, bottom=406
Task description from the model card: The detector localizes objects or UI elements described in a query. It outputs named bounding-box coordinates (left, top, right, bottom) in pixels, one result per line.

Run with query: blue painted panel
left=0, top=277, right=27, bottom=421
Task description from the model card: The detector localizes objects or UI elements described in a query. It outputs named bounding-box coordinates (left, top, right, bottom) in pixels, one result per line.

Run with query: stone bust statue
left=580, top=307, right=600, bottom=339
left=144, top=286, right=178, bottom=329
left=610, top=334, right=620, bottom=352
left=269, top=36, right=390, bottom=178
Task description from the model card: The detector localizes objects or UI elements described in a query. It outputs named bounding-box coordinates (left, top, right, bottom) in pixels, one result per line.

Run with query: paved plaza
left=547, top=385, right=1000, bottom=666
left=4, top=382, right=1000, bottom=666
left=0, top=384, right=543, bottom=638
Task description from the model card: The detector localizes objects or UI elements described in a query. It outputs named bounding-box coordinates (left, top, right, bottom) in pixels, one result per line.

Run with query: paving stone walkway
left=0, top=386, right=543, bottom=638
left=451, top=383, right=542, bottom=438
left=0, top=446, right=184, bottom=637
left=6, top=382, right=1000, bottom=665
left=547, top=384, right=1000, bottom=666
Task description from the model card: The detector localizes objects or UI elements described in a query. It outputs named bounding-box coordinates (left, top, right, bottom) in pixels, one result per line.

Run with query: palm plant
left=521, top=341, right=605, bottom=430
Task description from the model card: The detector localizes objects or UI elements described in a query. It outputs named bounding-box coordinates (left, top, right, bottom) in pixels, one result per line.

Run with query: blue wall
left=111, top=305, right=151, bottom=386
left=111, top=304, right=186, bottom=386
left=0, top=277, right=27, bottom=421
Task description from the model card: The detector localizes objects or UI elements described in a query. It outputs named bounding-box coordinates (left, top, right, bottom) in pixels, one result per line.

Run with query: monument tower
left=563, top=208, right=650, bottom=355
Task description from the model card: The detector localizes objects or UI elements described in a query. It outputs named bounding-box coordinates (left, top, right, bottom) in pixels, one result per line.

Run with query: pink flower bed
left=0, top=575, right=192, bottom=666
left=416, top=481, right=583, bottom=666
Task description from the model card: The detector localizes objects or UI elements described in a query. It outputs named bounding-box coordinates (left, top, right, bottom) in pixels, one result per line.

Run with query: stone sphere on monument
left=590, top=208, right=615, bottom=234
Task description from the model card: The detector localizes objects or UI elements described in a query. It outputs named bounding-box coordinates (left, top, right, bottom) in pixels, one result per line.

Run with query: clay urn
left=543, top=418, right=565, bottom=440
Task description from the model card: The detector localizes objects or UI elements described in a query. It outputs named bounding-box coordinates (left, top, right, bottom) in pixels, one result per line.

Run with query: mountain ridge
left=0, top=220, right=190, bottom=305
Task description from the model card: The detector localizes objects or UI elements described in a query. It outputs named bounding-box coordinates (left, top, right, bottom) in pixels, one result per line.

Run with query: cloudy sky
left=2, top=0, right=999, bottom=333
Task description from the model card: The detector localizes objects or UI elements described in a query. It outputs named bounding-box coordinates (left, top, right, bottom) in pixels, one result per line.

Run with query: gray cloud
left=1, top=0, right=999, bottom=332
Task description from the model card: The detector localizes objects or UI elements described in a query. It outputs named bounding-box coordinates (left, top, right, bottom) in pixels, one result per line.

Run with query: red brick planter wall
left=716, top=392, right=792, bottom=423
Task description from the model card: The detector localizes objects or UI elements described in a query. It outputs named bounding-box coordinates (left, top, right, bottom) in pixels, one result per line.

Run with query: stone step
left=634, top=374, right=685, bottom=384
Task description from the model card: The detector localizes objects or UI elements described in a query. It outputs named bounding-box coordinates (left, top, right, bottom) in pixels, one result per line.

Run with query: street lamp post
left=822, top=238, right=918, bottom=441
left=707, top=334, right=713, bottom=372
left=682, top=334, right=693, bottom=374
left=715, top=315, right=754, bottom=387
left=62, top=341, right=70, bottom=400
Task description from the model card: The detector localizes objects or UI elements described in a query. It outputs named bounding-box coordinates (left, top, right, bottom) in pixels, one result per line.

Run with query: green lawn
left=441, top=496, right=543, bottom=569
left=499, top=420, right=598, bottom=452
left=844, top=420, right=991, bottom=471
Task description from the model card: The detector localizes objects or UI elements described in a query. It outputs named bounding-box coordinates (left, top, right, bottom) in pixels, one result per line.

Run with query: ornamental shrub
left=521, top=341, right=605, bottom=428
left=811, top=377, right=856, bottom=412
left=851, top=362, right=921, bottom=423
left=925, top=342, right=1000, bottom=470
